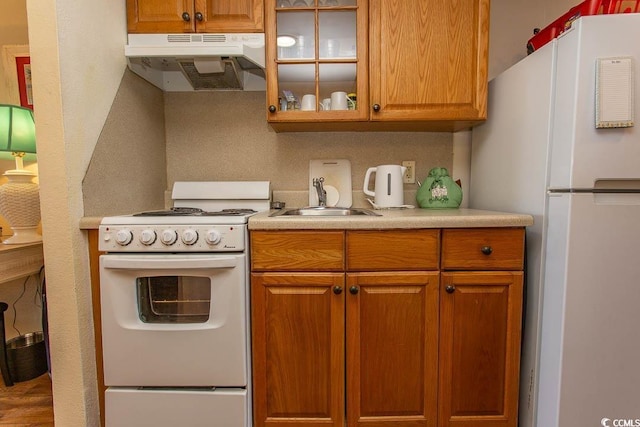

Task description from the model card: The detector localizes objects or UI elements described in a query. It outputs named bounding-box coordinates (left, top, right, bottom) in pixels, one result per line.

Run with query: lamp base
left=0, top=169, right=42, bottom=245
left=1, top=226, right=42, bottom=244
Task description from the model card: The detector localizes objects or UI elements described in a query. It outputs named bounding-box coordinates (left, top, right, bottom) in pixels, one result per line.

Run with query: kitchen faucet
left=313, top=177, right=327, bottom=207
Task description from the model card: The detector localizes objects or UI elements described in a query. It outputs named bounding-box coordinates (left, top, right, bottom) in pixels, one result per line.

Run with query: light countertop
left=80, top=208, right=534, bottom=231
left=248, top=208, right=533, bottom=230
left=80, top=217, right=103, bottom=230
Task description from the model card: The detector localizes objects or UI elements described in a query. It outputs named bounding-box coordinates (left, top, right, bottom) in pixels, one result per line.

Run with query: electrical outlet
left=402, top=160, right=415, bottom=184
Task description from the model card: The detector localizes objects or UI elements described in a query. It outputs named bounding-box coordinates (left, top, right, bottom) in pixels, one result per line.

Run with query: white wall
left=489, top=0, right=583, bottom=79
left=25, top=0, right=125, bottom=425
left=0, top=275, right=44, bottom=342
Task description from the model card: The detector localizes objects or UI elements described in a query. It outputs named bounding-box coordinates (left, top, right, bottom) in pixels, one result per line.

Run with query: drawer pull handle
left=333, top=286, right=343, bottom=295
left=349, top=286, right=359, bottom=295
left=481, top=246, right=493, bottom=255
left=182, top=12, right=191, bottom=21
left=445, top=285, right=455, bottom=294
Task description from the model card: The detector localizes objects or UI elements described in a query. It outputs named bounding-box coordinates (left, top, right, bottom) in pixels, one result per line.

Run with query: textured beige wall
left=165, top=91, right=452, bottom=201
left=83, top=71, right=167, bottom=216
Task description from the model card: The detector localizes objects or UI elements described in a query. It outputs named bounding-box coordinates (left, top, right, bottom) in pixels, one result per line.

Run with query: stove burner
left=134, top=207, right=257, bottom=217
left=203, top=209, right=257, bottom=216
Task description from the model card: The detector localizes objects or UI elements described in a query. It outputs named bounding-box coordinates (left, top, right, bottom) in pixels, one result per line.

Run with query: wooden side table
left=0, top=241, right=44, bottom=285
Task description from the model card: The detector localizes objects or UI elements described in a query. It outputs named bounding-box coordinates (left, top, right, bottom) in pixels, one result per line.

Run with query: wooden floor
left=0, top=373, right=54, bottom=426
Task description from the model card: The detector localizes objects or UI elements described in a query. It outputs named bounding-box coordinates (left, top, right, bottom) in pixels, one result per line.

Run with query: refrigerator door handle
left=548, top=188, right=640, bottom=193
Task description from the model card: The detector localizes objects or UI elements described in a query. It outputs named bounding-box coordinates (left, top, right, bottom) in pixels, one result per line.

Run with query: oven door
left=99, top=253, right=248, bottom=387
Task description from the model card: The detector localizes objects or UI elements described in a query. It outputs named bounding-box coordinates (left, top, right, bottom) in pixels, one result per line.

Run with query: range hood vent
left=125, top=33, right=266, bottom=92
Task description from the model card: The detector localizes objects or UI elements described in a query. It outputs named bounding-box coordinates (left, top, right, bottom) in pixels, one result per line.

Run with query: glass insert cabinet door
left=266, top=0, right=368, bottom=121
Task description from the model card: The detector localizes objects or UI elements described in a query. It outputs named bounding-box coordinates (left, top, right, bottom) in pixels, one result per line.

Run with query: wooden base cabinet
left=250, top=271, right=438, bottom=427
left=250, top=228, right=524, bottom=427
left=438, top=228, right=525, bottom=427
left=251, top=272, right=345, bottom=426
left=251, top=230, right=440, bottom=427
left=346, top=272, right=439, bottom=427
left=439, top=273, right=523, bottom=427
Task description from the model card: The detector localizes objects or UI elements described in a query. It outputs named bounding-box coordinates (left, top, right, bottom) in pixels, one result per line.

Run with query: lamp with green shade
left=0, top=104, right=41, bottom=244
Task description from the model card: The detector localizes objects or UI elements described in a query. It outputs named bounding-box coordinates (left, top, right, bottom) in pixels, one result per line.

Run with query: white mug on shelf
left=320, top=98, right=331, bottom=110
left=301, top=94, right=316, bottom=111
left=330, top=91, right=349, bottom=110
left=319, top=39, right=340, bottom=58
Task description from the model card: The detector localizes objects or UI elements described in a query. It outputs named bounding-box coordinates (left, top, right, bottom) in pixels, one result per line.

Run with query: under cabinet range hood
left=125, top=33, right=266, bottom=91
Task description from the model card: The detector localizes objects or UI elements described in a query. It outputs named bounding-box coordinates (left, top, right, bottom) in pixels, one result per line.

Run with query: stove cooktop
left=133, top=207, right=257, bottom=217
left=101, top=207, right=259, bottom=228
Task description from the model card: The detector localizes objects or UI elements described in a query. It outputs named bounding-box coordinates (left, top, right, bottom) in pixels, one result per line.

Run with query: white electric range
left=98, top=181, right=270, bottom=427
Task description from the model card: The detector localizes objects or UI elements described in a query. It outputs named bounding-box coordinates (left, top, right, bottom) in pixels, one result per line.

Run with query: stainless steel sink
left=269, top=207, right=380, bottom=217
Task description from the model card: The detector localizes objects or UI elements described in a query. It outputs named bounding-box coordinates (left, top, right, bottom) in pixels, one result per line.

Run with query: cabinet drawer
left=441, top=228, right=525, bottom=271
left=346, top=230, right=440, bottom=271
left=251, top=231, right=344, bottom=271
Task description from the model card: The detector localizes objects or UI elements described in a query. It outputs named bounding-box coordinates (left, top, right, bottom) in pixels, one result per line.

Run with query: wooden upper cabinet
left=127, top=0, right=194, bottom=33
left=369, top=0, right=489, bottom=129
left=196, top=0, right=264, bottom=33
left=126, top=0, right=264, bottom=33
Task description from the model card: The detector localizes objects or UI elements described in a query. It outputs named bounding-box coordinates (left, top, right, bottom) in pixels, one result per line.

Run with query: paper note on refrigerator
left=595, top=56, right=635, bottom=128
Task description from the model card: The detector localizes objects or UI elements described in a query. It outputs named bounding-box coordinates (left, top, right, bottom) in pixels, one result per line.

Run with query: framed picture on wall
left=15, top=56, right=33, bottom=109
left=1, top=45, right=30, bottom=107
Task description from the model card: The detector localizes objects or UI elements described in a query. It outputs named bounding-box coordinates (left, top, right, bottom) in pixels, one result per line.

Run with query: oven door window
left=137, top=276, right=211, bottom=323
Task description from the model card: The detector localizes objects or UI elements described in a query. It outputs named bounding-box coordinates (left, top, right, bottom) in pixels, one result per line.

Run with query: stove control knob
left=205, top=230, right=222, bottom=245
left=182, top=229, right=199, bottom=245
left=115, top=229, right=133, bottom=246
left=160, top=229, right=178, bottom=245
left=139, top=229, right=157, bottom=246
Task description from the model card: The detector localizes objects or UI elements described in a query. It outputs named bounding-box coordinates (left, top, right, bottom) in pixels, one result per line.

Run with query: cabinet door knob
left=481, top=246, right=493, bottom=255
left=195, top=12, right=203, bottom=21
left=182, top=12, right=191, bottom=22
left=445, top=285, right=455, bottom=294
left=268, top=105, right=277, bottom=113
left=333, top=286, right=343, bottom=295
left=372, top=104, right=381, bottom=112
left=349, top=286, right=359, bottom=295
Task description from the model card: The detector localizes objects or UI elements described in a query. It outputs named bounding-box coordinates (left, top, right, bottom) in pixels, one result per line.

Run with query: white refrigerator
left=470, top=13, right=640, bottom=427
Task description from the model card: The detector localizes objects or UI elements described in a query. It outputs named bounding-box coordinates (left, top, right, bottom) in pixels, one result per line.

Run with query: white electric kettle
left=363, top=164, right=407, bottom=207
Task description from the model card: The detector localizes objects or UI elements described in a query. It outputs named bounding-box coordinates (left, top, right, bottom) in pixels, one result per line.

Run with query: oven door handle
left=102, top=255, right=239, bottom=270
